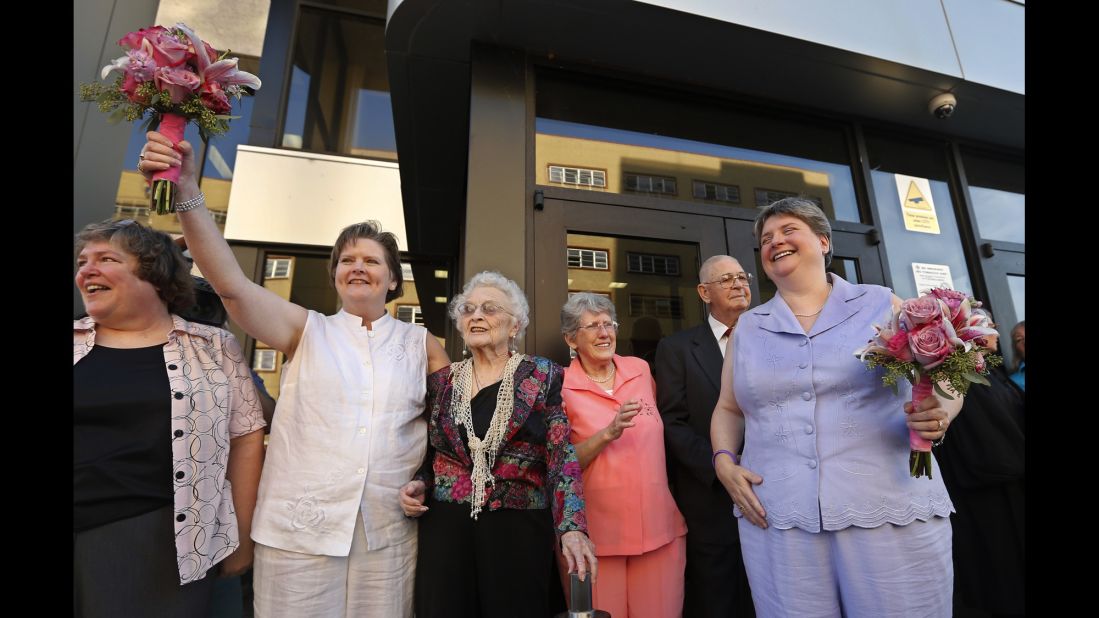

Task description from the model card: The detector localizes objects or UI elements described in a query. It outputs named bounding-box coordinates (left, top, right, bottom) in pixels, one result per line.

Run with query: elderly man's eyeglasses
left=703, top=272, right=753, bottom=289
left=579, top=321, right=619, bottom=334
left=458, top=302, right=512, bottom=317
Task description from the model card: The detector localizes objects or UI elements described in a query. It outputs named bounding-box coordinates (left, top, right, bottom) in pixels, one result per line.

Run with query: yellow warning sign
left=894, top=174, right=940, bottom=234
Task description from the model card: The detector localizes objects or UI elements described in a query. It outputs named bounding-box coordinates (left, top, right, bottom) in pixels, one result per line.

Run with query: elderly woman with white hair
left=399, top=271, right=597, bottom=618
left=556, top=292, right=687, bottom=618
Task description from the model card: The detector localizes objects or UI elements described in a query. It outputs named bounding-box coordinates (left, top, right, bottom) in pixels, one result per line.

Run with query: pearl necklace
left=584, top=362, right=616, bottom=384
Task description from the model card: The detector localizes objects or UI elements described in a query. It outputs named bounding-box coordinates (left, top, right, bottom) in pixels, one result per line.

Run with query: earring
left=569, top=346, right=577, bottom=359
left=461, top=345, right=469, bottom=358
left=509, top=334, right=517, bottom=354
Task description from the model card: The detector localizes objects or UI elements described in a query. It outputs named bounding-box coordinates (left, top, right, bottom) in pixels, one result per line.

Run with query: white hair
left=449, top=271, right=531, bottom=341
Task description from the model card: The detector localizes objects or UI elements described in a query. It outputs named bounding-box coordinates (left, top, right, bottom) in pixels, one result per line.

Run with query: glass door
left=532, top=197, right=727, bottom=366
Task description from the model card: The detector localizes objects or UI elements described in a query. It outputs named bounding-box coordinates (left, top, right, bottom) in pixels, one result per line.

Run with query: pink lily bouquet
left=80, top=23, right=261, bottom=214
left=854, top=288, right=1002, bottom=478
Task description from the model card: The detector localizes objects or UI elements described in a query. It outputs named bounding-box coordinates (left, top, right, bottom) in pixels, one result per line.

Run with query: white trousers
left=739, top=517, right=953, bottom=618
left=253, top=515, right=416, bottom=618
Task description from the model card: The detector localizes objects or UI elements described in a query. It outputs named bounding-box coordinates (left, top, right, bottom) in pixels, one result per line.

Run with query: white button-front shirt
left=251, top=310, right=428, bottom=556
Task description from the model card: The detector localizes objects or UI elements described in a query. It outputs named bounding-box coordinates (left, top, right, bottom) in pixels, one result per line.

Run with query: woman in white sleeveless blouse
left=141, top=131, right=451, bottom=617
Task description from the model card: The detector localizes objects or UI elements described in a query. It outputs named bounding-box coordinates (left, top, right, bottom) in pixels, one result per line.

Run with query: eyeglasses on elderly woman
left=457, top=301, right=513, bottom=317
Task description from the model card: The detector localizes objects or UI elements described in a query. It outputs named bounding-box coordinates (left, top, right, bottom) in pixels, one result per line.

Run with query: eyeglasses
left=457, top=302, right=513, bottom=317
left=703, top=272, right=753, bottom=289
left=578, top=321, right=619, bottom=334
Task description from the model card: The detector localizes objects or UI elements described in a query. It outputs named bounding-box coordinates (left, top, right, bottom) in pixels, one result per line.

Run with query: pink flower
left=200, top=82, right=231, bottom=114
left=155, top=66, right=201, bottom=103
left=900, top=297, right=945, bottom=330
left=974, top=351, right=986, bottom=373
left=126, top=49, right=156, bottom=81
left=144, top=28, right=192, bottom=67
left=930, top=288, right=971, bottom=329
left=117, top=26, right=169, bottom=51
left=908, top=323, right=953, bottom=369
left=884, top=329, right=915, bottom=362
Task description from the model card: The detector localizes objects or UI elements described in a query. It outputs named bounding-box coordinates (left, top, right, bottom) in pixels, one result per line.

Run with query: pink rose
left=900, top=297, right=945, bottom=330
left=146, top=29, right=192, bottom=67
left=908, top=323, right=953, bottom=369
left=155, top=66, right=201, bottom=103
left=884, top=329, right=914, bottom=362
left=117, top=26, right=169, bottom=51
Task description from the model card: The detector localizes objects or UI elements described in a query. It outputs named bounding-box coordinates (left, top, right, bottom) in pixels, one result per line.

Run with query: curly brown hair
left=75, top=219, right=195, bottom=313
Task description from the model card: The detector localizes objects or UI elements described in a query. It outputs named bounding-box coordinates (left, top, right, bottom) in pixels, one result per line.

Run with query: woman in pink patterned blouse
left=74, top=219, right=266, bottom=616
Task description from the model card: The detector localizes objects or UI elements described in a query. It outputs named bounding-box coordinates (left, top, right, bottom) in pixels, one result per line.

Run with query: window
left=627, top=252, right=680, bottom=276
left=693, top=181, right=740, bottom=204
left=753, top=189, right=823, bottom=209
left=401, top=263, right=415, bottom=281
left=265, top=257, right=293, bottom=279
left=548, top=165, right=607, bottom=188
left=624, top=173, right=677, bottom=195
left=396, top=305, right=424, bottom=325
left=282, top=7, right=394, bottom=159
left=629, top=294, right=684, bottom=318
left=253, top=349, right=278, bottom=372
left=567, top=248, right=610, bottom=270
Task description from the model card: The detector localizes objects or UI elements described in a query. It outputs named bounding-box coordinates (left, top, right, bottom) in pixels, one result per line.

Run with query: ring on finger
left=937, top=419, right=944, bottom=430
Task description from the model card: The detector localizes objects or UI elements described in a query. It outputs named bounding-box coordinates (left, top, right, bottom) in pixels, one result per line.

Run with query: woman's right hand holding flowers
left=714, top=453, right=767, bottom=528
left=139, top=131, right=200, bottom=196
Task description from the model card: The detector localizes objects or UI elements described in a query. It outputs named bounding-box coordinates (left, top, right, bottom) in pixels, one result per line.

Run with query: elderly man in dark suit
left=655, top=255, right=755, bottom=617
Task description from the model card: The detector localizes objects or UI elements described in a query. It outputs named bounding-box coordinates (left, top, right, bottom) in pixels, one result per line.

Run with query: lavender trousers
left=739, top=516, right=953, bottom=618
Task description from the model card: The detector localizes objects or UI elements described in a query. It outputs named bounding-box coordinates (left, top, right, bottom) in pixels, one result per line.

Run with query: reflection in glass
left=970, top=186, right=1025, bottom=244
left=536, top=119, right=860, bottom=222
left=567, top=233, right=702, bottom=367
left=281, top=7, right=394, bottom=159
left=834, top=259, right=861, bottom=285
left=1007, top=275, right=1025, bottom=322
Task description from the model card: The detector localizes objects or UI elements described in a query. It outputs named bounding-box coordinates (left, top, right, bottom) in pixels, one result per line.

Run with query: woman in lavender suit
left=711, top=198, right=962, bottom=617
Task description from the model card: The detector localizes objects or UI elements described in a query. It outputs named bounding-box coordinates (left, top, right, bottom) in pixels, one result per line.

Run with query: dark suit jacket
left=654, top=321, right=738, bottom=545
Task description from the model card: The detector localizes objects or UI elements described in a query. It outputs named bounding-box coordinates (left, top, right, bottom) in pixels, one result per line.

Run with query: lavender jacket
left=731, top=274, right=954, bottom=532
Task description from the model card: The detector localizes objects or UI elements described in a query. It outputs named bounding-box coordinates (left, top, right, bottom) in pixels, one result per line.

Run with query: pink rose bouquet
left=854, top=288, right=1002, bottom=478
left=80, top=23, right=261, bottom=214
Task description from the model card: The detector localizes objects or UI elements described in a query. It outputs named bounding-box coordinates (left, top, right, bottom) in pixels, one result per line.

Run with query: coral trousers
left=558, top=534, right=686, bottom=618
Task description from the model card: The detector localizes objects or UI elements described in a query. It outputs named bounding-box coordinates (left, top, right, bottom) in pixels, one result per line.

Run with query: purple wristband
left=712, top=449, right=739, bottom=467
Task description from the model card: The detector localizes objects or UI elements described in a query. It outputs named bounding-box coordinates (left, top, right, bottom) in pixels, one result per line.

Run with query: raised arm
left=140, top=132, right=307, bottom=357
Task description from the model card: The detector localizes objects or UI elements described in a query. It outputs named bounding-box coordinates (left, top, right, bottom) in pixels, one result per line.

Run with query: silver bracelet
left=175, top=192, right=206, bottom=212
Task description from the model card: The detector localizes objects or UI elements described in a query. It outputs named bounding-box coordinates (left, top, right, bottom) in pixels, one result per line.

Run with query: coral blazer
left=562, top=355, right=686, bottom=556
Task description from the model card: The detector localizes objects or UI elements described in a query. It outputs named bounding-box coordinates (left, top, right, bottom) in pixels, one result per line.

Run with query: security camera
left=928, top=93, right=956, bottom=119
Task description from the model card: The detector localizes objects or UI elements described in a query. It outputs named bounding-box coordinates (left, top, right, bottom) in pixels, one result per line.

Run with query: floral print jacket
left=421, top=355, right=588, bottom=536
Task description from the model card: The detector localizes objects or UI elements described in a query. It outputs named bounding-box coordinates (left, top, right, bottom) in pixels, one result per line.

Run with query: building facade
left=74, top=0, right=1024, bottom=372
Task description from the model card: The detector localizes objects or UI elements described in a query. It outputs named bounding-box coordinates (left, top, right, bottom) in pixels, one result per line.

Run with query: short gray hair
left=698, top=255, right=740, bottom=284
left=449, top=271, right=531, bottom=341
left=561, top=293, right=617, bottom=337
left=753, top=197, right=833, bottom=267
